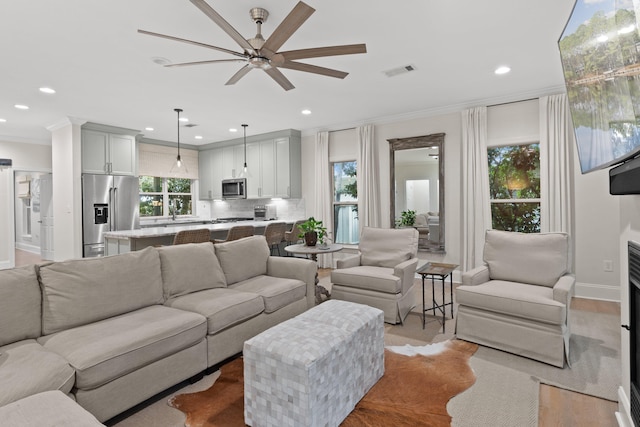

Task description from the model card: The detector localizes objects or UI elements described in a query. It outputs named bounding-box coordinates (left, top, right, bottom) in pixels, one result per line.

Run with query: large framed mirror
left=388, top=133, right=445, bottom=252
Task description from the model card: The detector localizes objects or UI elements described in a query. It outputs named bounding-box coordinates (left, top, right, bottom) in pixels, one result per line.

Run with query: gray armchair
left=455, top=229, right=574, bottom=367
left=330, top=227, right=419, bottom=324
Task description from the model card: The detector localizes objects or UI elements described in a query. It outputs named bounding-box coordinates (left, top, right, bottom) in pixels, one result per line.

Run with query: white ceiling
left=0, top=0, right=576, bottom=146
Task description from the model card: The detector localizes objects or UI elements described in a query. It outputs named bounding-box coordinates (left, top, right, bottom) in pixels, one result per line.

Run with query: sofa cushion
left=229, top=275, right=307, bottom=313
left=165, top=288, right=265, bottom=335
left=331, top=266, right=401, bottom=294
left=214, top=235, right=270, bottom=285
left=38, top=247, right=164, bottom=335
left=359, top=227, right=418, bottom=268
left=483, top=229, right=569, bottom=288
left=37, top=305, right=206, bottom=390
left=0, top=391, right=104, bottom=427
left=0, top=340, right=75, bottom=407
left=0, top=265, right=41, bottom=347
left=158, top=242, right=227, bottom=300
left=456, top=280, right=566, bottom=325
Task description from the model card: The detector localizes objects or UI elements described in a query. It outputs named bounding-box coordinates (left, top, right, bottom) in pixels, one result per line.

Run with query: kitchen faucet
left=170, top=200, right=176, bottom=221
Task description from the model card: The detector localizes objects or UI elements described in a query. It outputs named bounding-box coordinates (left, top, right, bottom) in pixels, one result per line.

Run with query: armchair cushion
left=456, top=280, right=566, bottom=325
left=359, top=227, right=419, bottom=268
left=484, top=230, right=569, bottom=288
left=331, top=266, right=401, bottom=294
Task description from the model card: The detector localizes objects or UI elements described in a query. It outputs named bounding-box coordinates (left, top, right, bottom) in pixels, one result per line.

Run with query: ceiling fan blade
left=276, top=44, right=367, bottom=63
left=264, top=67, right=295, bottom=91
left=226, top=65, right=252, bottom=85
left=278, top=61, right=348, bottom=79
left=138, top=29, right=247, bottom=59
left=262, top=1, right=315, bottom=53
left=188, top=0, right=256, bottom=54
left=166, top=59, right=247, bottom=68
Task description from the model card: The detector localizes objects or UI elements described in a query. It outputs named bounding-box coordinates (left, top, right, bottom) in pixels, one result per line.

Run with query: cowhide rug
left=169, top=339, right=477, bottom=427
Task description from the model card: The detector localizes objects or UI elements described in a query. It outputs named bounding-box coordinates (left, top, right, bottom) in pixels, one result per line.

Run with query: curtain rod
left=329, top=127, right=356, bottom=133
left=487, top=97, right=538, bottom=108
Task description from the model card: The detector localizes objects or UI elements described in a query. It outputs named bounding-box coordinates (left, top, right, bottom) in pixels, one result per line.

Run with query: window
left=487, top=143, right=540, bottom=233
left=139, top=176, right=193, bottom=217
left=333, top=161, right=359, bottom=244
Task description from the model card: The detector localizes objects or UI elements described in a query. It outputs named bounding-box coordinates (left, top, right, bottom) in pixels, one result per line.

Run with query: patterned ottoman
left=243, top=300, right=384, bottom=427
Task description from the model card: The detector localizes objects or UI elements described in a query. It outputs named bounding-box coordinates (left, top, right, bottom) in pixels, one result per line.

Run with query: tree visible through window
left=139, top=176, right=193, bottom=217
left=333, top=161, right=359, bottom=244
left=487, top=143, right=540, bottom=233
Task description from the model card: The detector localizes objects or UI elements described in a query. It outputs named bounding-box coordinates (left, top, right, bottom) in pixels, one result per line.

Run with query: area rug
left=468, top=309, right=620, bottom=402
left=168, top=339, right=477, bottom=427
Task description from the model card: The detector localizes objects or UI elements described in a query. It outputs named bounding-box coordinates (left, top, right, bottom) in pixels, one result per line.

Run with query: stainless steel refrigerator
left=82, top=174, right=139, bottom=257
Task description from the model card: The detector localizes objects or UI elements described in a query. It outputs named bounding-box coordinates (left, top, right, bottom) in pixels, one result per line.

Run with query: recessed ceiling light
left=494, top=66, right=511, bottom=75
left=0, top=118, right=6, bottom=123
left=179, top=117, right=189, bottom=122
left=39, top=87, right=56, bottom=94
left=229, top=128, right=238, bottom=132
left=14, top=104, right=29, bottom=110
left=301, top=109, right=312, bottom=115
left=195, top=135, right=203, bottom=140
left=145, top=127, right=154, bottom=131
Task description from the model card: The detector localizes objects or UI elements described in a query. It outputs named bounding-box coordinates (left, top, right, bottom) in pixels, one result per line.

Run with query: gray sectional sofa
left=0, top=235, right=316, bottom=423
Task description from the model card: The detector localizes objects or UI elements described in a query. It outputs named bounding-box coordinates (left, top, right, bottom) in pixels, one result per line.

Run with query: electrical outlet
left=604, top=260, right=614, bottom=272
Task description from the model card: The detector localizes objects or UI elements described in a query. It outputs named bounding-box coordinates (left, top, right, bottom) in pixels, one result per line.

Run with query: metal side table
left=417, top=262, right=458, bottom=332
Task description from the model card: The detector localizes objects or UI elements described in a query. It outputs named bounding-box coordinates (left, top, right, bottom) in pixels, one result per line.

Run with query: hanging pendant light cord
left=175, top=108, right=183, bottom=163
left=242, top=123, right=248, bottom=169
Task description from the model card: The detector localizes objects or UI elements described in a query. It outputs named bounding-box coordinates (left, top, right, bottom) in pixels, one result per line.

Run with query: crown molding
left=46, top=117, right=87, bottom=132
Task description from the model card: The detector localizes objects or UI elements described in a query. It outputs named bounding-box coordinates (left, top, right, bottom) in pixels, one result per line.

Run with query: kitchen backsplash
left=198, top=198, right=306, bottom=221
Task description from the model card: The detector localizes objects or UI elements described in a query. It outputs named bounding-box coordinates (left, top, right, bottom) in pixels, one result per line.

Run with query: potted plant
left=397, top=210, right=416, bottom=227
left=297, top=217, right=327, bottom=247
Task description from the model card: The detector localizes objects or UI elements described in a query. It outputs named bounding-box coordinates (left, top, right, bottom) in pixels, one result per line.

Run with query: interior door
left=39, top=173, right=54, bottom=260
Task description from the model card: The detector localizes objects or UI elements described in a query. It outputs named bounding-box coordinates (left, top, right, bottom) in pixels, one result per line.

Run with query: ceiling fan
left=138, top=0, right=367, bottom=91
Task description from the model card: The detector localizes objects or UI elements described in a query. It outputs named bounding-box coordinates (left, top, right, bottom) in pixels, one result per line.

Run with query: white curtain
left=356, top=124, right=381, bottom=230
left=314, top=131, right=333, bottom=268
left=461, top=106, right=492, bottom=271
left=540, top=94, right=574, bottom=269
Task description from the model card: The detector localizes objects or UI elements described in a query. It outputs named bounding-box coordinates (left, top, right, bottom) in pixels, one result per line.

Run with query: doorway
left=13, top=171, right=52, bottom=266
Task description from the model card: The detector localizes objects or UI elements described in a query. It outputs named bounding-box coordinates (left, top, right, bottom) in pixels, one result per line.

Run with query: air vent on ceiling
left=183, top=123, right=198, bottom=128
left=383, top=64, right=416, bottom=78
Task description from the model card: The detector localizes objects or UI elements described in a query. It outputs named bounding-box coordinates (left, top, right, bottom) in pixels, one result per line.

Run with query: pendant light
left=239, top=123, right=251, bottom=178
left=170, top=108, right=188, bottom=175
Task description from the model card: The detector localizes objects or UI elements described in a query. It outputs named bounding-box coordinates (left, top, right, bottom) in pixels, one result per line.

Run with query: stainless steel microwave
left=222, top=178, right=247, bottom=199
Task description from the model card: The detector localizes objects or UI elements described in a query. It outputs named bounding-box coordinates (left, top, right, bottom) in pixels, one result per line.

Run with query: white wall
left=0, top=140, right=52, bottom=268
left=302, top=98, right=621, bottom=299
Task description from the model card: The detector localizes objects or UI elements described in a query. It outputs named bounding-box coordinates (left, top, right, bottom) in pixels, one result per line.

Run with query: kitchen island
left=103, top=219, right=297, bottom=256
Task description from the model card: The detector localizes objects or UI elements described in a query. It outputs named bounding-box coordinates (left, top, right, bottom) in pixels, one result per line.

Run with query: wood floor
left=319, top=269, right=620, bottom=426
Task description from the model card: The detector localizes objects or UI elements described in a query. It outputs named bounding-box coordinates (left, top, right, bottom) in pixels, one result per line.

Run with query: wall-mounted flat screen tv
left=559, top=0, right=640, bottom=173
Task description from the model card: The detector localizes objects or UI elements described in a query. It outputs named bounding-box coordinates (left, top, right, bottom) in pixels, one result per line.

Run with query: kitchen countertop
left=104, top=219, right=296, bottom=240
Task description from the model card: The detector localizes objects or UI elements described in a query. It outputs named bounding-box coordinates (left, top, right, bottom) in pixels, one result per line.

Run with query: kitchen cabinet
left=246, top=140, right=275, bottom=198
left=274, top=137, right=301, bottom=198
left=222, top=145, right=244, bottom=179
left=82, top=129, right=136, bottom=176
left=197, top=129, right=301, bottom=200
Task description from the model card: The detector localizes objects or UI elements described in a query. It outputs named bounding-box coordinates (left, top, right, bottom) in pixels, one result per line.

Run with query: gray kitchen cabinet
left=222, top=145, right=244, bottom=179
left=199, top=148, right=224, bottom=200
left=246, top=140, right=275, bottom=198
left=82, top=129, right=136, bottom=176
left=275, top=137, right=301, bottom=198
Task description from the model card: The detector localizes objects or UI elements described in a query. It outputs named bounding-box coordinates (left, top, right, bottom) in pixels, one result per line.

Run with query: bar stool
left=172, top=228, right=212, bottom=245
left=263, top=222, right=287, bottom=256
left=213, top=225, right=255, bottom=244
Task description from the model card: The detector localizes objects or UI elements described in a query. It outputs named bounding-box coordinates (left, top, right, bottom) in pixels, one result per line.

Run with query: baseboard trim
left=0, top=260, right=12, bottom=270
left=617, top=386, right=632, bottom=427
left=15, top=242, right=40, bottom=253
left=575, top=282, right=620, bottom=302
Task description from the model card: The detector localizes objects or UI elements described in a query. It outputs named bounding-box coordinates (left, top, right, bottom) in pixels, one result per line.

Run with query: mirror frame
left=388, top=133, right=445, bottom=252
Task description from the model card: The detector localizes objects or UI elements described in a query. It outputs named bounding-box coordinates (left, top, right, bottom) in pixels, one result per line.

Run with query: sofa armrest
left=462, top=265, right=490, bottom=286
left=336, top=253, right=362, bottom=269
left=394, top=258, right=419, bottom=294
left=553, top=274, right=575, bottom=307
left=267, top=256, right=318, bottom=309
